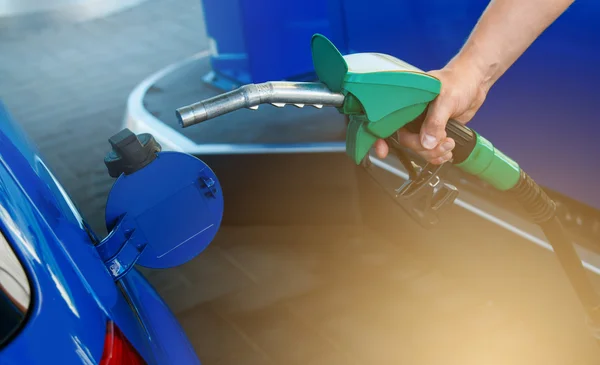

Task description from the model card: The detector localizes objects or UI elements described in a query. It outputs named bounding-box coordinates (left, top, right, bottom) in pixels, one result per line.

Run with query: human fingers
left=374, top=138, right=389, bottom=158
left=419, top=96, right=453, bottom=150
left=397, top=128, right=455, bottom=163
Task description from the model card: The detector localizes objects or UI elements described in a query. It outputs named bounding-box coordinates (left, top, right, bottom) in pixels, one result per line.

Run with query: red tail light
left=100, top=321, right=146, bottom=365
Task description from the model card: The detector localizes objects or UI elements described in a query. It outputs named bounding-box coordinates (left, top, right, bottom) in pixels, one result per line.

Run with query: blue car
left=0, top=102, right=222, bottom=364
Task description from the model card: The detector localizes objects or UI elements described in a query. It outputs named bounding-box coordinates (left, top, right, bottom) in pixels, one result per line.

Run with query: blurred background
left=2, top=0, right=600, bottom=364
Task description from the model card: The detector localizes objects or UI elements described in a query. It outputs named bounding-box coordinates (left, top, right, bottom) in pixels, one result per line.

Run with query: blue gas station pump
left=200, top=0, right=348, bottom=89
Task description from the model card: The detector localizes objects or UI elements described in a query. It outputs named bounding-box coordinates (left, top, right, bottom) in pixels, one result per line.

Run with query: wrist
left=447, top=43, right=499, bottom=94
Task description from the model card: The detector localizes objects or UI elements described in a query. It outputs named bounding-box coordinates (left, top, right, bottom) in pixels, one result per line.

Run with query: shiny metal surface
left=125, top=51, right=347, bottom=155
left=176, top=81, right=345, bottom=127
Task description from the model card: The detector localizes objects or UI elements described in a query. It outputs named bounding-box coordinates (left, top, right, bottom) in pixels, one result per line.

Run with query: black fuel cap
left=104, top=128, right=161, bottom=178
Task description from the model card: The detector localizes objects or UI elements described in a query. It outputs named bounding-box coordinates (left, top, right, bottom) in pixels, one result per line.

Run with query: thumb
left=420, top=98, right=452, bottom=150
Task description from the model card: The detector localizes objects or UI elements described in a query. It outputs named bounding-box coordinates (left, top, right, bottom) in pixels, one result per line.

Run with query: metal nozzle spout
left=176, top=105, right=204, bottom=128
left=175, top=81, right=345, bottom=128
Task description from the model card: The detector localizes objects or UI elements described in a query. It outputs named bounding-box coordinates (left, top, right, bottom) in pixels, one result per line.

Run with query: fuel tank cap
left=104, top=130, right=223, bottom=269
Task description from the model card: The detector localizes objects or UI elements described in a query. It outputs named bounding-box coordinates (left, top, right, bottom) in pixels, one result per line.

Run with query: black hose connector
left=510, top=170, right=556, bottom=223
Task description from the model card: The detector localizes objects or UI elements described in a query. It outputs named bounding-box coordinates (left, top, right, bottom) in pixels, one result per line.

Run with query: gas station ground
left=1, top=1, right=600, bottom=363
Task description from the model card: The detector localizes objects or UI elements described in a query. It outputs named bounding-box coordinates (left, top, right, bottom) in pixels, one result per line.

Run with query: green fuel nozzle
left=310, top=34, right=522, bottom=191
left=176, top=34, right=521, bottom=192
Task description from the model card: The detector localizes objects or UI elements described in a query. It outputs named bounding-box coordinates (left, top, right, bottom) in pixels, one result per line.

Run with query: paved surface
left=0, top=0, right=209, bottom=233
left=150, top=220, right=600, bottom=365
left=0, top=0, right=148, bottom=21
left=2, top=1, right=600, bottom=364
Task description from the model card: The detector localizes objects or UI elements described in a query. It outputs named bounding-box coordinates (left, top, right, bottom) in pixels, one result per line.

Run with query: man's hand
left=372, top=0, right=574, bottom=165
left=374, top=65, right=488, bottom=164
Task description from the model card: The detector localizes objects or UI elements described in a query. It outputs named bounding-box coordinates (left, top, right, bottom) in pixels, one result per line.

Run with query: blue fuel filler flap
left=97, top=129, right=223, bottom=280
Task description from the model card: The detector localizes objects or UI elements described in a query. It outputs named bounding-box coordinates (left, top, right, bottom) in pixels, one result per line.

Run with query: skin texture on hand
left=375, top=0, right=575, bottom=164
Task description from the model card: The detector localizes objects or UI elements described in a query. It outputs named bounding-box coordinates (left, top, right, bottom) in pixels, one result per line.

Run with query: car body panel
left=0, top=102, right=200, bottom=364
left=119, top=269, right=201, bottom=365
left=0, top=115, right=108, bottom=362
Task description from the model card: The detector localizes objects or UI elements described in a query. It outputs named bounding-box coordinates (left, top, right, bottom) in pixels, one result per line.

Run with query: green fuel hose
left=405, top=115, right=521, bottom=192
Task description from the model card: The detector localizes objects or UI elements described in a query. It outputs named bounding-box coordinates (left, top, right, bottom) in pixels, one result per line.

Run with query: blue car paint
left=104, top=151, right=223, bottom=270
left=0, top=103, right=200, bottom=364
left=119, top=269, right=200, bottom=364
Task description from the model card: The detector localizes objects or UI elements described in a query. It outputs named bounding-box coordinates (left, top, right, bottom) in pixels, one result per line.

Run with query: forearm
left=450, top=0, right=574, bottom=91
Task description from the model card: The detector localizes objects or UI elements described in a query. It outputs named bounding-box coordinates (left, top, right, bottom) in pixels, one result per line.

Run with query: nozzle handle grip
left=405, top=114, right=476, bottom=164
